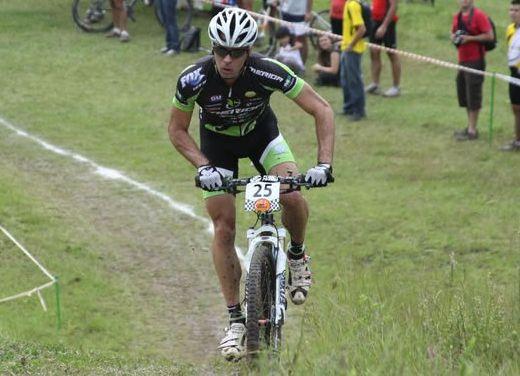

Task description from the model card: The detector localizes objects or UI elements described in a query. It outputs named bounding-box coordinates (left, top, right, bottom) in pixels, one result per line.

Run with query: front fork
left=246, top=225, right=287, bottom=328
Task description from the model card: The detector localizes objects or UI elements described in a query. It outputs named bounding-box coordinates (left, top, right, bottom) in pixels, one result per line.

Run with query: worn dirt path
left=0, top=127, right=226, bottom=363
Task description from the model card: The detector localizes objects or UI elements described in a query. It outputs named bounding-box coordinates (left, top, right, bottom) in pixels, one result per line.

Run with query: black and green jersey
left=172, top=54, right=305, bottom=137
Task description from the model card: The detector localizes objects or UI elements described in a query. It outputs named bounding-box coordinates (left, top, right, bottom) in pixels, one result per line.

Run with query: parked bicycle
left=309, top=9, right=332, bottom=49
left=72, top=0, right=193, bottom=33
left=258, top=7, right=332, bottom=58
left=196, top=174, right=332, bottom=358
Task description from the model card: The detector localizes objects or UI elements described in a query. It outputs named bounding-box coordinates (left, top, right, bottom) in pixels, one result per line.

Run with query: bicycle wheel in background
left=245, top=244, right=280, bottom=358
left=72, top=0, right=113, bottom=32
left=309, top=9, right=331, bottom=49
left=72, top=0, right=138, bottom=33
left=257, top=5, right=279, bottom=58
left=154, top=0, right=193, bottom=32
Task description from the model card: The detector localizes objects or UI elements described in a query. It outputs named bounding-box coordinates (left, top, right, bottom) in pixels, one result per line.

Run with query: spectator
left=330, top=0, right=346, bottom=36
left=274, top=27, right=305, bottom=75
left=158, top=0, right=181, bottom=56
left=451, top=0, right=493, bottom=141
left=105, top=0, right=130, bottom=42
left=212, top=0, right=237, bottom=16
left=280, top=0, right=313, bottom=63
left=365, top=0, right=401, bottom=97
left=313, top=35, right=340, bottom=86
left=340, top=0, right=366, bottom=120
left=502, top=0, right=520, bottom=151
left=238, top=0, right=253, bottom=10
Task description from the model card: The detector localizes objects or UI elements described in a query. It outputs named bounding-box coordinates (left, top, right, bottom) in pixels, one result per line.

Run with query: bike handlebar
left=195, top=174, right=330, bottom=193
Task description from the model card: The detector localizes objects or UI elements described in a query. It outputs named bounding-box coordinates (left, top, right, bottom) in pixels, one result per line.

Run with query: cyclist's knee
left=280, top=190, right=305, bottom=208
left=213, top=217, right=236, bottom=245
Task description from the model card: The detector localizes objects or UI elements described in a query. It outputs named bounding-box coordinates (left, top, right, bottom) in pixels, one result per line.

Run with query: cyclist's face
left=213, top=47, right=250, bottom=80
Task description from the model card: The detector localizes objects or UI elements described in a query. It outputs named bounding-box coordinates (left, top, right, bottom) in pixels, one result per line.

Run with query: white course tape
left=209, top=2, right=520, bottom=87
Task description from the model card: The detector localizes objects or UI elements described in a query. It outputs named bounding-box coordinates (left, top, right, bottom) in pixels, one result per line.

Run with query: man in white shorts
left=280, top=0, right=313, bottom=63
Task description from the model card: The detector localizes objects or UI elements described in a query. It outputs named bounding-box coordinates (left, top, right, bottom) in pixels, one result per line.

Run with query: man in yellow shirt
left=502, top=0, right=520, bottom=151
left=340, top=0, right=367, bottom=121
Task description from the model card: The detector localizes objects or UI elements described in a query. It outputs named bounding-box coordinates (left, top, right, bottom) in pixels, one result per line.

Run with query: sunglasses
left=213, top=46, right=249, bottom=58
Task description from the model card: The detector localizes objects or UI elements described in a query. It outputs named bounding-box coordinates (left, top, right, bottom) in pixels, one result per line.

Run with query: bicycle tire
left=245, top=244, right=277, bottom=358
left=72, top=0, right=137, bottom=33
left=72, top=0, right=113, bottom=33
left=154, top=0, right=193, bottom=32
left=309, top=9, right=331, bottom=49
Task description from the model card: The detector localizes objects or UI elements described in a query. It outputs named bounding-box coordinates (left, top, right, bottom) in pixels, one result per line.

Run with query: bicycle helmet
left=208, top=8, right=258, bottom=48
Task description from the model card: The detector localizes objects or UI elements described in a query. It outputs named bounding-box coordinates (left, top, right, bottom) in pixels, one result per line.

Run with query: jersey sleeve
left=172, top=64, right=207, bottom=112
left=475, top=10, right=491, bottom=34
left=345, top=1, right=364, bottom=28
left=507, top=23, right=515, bottom=44
left=251, top=58, right=306, bottom=99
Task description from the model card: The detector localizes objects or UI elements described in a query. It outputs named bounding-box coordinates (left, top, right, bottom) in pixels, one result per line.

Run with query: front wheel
left=245, top=244, right=278, bottom=358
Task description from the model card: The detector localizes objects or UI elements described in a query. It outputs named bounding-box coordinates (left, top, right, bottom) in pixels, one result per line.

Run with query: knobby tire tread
left=246, top=244, right=275, bottom=357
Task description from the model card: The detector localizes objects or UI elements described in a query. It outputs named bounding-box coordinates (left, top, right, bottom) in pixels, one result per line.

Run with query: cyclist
left=168, top=8, right=334, bottom=360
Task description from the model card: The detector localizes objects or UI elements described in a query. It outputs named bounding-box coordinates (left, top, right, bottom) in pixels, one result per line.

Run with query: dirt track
left=0, top=128, right=225, bottom=363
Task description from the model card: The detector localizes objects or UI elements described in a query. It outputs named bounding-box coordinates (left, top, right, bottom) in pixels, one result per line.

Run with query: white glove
left=305, top=163, right=332, bottom=187
left=197, top=165, right=223, bottom=191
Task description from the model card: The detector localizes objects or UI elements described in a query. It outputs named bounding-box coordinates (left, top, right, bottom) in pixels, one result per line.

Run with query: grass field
left=1, top=0, right=519, bottom=374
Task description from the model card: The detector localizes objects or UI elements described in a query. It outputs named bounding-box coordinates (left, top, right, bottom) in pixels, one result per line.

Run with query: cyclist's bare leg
left=205, top=194, right=242, bottom=307
left=269, top=162, right=309, bottom=244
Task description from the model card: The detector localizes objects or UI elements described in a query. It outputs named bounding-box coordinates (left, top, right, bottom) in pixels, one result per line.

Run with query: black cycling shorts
left=200, top=107, right=295, bottom=179
left=510, top=67, right=520, bottom=105
left=369, top=21, right=397, bottom=49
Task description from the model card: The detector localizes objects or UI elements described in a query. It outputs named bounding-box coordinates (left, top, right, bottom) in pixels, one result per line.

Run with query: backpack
left=347, top=0, right=372, bottom=38
left=457, top=8, right=496, bottom=52
left=180, top=26, right=201, bottom=53
left=483, top=17, right=497, bottom=51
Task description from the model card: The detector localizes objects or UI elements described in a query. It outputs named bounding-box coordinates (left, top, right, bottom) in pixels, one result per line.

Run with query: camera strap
left=457, top=7, right=474, bottom=34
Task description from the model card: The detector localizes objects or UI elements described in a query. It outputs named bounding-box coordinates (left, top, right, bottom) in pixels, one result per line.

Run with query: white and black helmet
left=208, top=8, right=258, bottom=48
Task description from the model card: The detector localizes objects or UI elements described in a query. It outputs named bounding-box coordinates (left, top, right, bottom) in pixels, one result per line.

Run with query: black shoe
left=454, top=128, right=478, bottom=141
left=347, top=113, right=366, bottom=122
left=499, top=140, right=520, bottom=151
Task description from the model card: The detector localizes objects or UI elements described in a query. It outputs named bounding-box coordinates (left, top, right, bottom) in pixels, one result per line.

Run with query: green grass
left=1, top=0, right=519, bottom=374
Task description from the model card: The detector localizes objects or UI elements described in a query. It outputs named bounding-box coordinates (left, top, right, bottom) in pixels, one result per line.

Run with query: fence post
left=489, top=73, right=496, bottom=146
left=54, top=276, right=62, bottom=331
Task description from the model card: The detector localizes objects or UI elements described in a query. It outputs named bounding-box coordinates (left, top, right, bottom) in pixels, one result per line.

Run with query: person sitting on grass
left=312, top=35, right=341, bottom=87
left=274, top=26, right=305, bottom=75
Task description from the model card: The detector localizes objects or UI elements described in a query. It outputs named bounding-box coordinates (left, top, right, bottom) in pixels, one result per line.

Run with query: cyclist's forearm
left=170, top=129, right=209, bottom=168
left=293, top=84, right=335, bottom=164
left=314, top=112, right=334, bottom=165
left=168, top=109, right=209, bottom=168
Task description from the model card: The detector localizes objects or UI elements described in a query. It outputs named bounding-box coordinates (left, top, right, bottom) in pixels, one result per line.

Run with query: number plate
left=244, top=179, right=281, bottom=213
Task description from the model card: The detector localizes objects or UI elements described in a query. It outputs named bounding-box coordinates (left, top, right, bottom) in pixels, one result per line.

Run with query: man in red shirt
left=365, top=0, right=401, bottom=97
left=451, top=0, right=493, bottom=141
left=330, top=0, right=347, bottom=36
